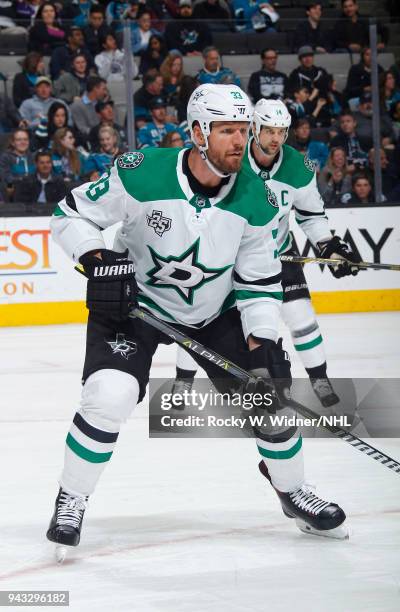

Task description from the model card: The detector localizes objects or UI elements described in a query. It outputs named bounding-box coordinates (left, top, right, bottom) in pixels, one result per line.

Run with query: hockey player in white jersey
left=47, top=84, right=348, bottom=561
left=172, top=98, right=361, bottom=408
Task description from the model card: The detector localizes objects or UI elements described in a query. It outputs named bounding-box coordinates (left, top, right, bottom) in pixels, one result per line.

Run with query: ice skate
left=310, top=377, right=340, bottom=408
left=170, top=377, right=194, bottom=410
left=46, top=488, right=88, bottom=562
left=259, top=461, right=348, bottom=539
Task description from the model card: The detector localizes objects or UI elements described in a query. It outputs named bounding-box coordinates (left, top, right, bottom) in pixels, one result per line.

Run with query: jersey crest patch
left=106, top=333, right=137, bottom=359
left=304, top=155, right=316, bottom=172
left=117, top=152, right=144, bottom=169
left=265, top=185, right=279, bottom=208
left=146, top=209, right=172, bottom=237
left=146, top=238, right=233, bottom=305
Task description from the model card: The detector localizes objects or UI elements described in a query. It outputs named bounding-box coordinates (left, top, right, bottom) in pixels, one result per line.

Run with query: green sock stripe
left=295, top=335, right=323, bottom=352
left=257, top=436, right=302, bottom=459
left=66, top=433, right=113, bottom=463
left=235, top=289, right=283, bottom=301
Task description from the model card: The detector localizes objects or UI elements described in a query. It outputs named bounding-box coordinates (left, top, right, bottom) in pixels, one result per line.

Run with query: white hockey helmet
left=187, top=83, right=253, bottom=177
left=252, top=98, right=291, bottom=147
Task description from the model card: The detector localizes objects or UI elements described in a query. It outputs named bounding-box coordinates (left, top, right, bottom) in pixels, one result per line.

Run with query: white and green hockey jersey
left=51, top=147, right=283, bottom=341
left=244, top=139, right=331, bottom=254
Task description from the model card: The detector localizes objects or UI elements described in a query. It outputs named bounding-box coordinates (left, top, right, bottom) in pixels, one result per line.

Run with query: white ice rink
left=0, top=312, right=399, bottom=612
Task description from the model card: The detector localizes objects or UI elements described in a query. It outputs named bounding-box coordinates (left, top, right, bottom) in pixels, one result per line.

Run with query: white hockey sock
left=282, top=299, right=326, bottom=370
left=257, top=435, right=305, bottom=493
left=60, top=411, right=119, bottom=497
left=60, top=370, right=139, bottom=497
left=176, top=345, right=198, bottom=374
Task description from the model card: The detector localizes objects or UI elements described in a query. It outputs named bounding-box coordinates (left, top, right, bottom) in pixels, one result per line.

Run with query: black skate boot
left=310, top=377, right=340, bottom=408
left=170, top=377, right=194, bottom=410
left=47, top=488, right=88, bottom=561
left=258, top=461, right=348, bottom=539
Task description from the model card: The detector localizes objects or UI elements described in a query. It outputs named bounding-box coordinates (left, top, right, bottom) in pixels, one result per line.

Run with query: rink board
left=0, top=207, right=399, bottom=326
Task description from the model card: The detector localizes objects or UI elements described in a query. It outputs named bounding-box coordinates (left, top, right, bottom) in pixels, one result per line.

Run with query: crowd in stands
left=0, top=0, right=399, bottom=207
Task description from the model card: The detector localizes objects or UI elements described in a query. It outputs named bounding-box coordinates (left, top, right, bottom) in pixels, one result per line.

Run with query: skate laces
left=289, top=484, right=330, bottom=515
left=57, top=491, right=87, bottom=529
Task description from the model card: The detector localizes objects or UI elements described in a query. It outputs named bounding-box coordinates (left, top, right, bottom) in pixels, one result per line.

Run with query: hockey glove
left=79, top=249, right=138, bottom=320
left=317, top=235, right=360, bottom=278
left=246, top=338, right=292, bottom=407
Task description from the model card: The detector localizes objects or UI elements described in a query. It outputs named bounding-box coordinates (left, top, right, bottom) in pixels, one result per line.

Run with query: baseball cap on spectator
left=149, top=97, right=166, bottom=109
left=95, top=100, right=114, bottom=113
left=179, top=0, right=192, bottom=6
left=359, top=92, right=372, bottom=104
left=298, top=46, right=314, bottom=58
left=35, top=76, right=52, bottom=86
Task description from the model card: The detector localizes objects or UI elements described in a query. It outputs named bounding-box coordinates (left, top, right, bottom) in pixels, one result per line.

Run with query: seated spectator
left=286, top=86, right=315, bottom=123
left=380, top=70, right=400, bottom=113
left=131, top=9, right=161, bottom=56
left=85, top=126, right=122, bottom=179
left=32, top=100, right=69, bottom=149
left=193, top=0, right=231, bottom=23
left=88, top=100, right=126, bottom=151
left=13, top=149, right=66, bottom=204
left=290, top=118, right=329, bottom=171
left=160, top=130, right=185, bottom=148
left=367, top=148, right=399, bottom=199
left=105, top=1, right=131, bottom=32
left=12, top=52, right=45, bottom=108
left=233, top=0, right=279, bottom=33
left=288, top=46, right=330, bottom=100
left=318, top=147, right=352, bottom=206
left=327, top=76, right=345, bottom=122
left=53, top=53, right=91, bottom=104
left=83, top=5, right=113, bottom=56
left=344, top=47, right=384, bottom=103
left=137, top=97, right=188, bottom=148
left=0, top=129, right=34, bottom=200
left=160, top=50, right=185, bottom=107
left=341, top=172, right=376, bottom=204
left=70, top=76, right=108, bottom=137
left=28, top=2, right=65, bottom=54
left=330, top=111, right=368, bottom=170
left=95, top=32, right=138, bottom=82
left=175, top=75, right=199, bottom=122
left=133, top=69, right=166, bottom=127
left=139, top=34, right=168, bottom=74
left=293, top=2, right=329, bottom=54
left=15, top=0, right=40, bottom=22
left=353, top=92, right=394, bottom=151
left=196, top=46, right=240, bottom=86
left=390, top=100, right=400, bottom=142
left=71, top=0, right=93, bottom=28
left=50, top=25, right=94, bottom=80
left=332, top=0, right=387, bottom=53
left=0, top=91, right=23, bottom=134
left=19, top=76, right=66, bottom=130
left=248, top=48, right=287, bottom=103
left=165, top=0, right=212, bottom=56
left=51, top=127, right=86, bottom=182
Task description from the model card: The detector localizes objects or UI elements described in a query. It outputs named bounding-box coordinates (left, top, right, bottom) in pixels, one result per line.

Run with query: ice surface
left=0, top=313, right=399, bottom=612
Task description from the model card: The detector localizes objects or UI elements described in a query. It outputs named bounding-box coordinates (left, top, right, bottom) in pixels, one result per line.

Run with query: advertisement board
left=0, top=206, right=399, bottom=325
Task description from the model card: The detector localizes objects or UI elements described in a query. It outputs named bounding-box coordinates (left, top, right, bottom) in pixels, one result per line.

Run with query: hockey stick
left=130, top=306, right=400, bottom=476
left=280, top=254, right=400, bottom=271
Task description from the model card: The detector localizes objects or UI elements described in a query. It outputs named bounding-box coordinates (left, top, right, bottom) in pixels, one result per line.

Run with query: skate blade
left=295, top=518, right=350, bottom=540
left=55, top=545, right=68, bottom=564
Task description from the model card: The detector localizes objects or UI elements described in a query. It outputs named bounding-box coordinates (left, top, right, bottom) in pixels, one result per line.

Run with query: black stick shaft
left=131, top=307, right=400, bottom=475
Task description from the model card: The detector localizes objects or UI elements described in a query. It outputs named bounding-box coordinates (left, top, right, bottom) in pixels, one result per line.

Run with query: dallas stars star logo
left=146, top=238, right=232, bottom=305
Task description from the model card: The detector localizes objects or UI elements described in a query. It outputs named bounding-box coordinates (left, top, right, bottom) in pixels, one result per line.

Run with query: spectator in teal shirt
left=196, top=47, right=241, bottom=86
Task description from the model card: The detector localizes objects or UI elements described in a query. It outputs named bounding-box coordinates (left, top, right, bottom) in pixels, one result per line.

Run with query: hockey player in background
left=48, top=84, right=352, bottom=562
left=172, top=98, right=361, bottom=410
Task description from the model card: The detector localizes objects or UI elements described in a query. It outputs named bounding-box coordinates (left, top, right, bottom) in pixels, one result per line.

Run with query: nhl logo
left=260, top=170, right=270, bottom=180
left=304, top=155, right=316, bottom=172
left=265, top=186, right=279, bottom=208
left=118, top=152, right=144, bottom=169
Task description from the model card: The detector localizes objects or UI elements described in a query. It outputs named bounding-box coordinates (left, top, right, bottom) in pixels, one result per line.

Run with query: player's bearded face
left=207, top=122, right=250, bottom=174
left=258, top=126, right=287, bottom=155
